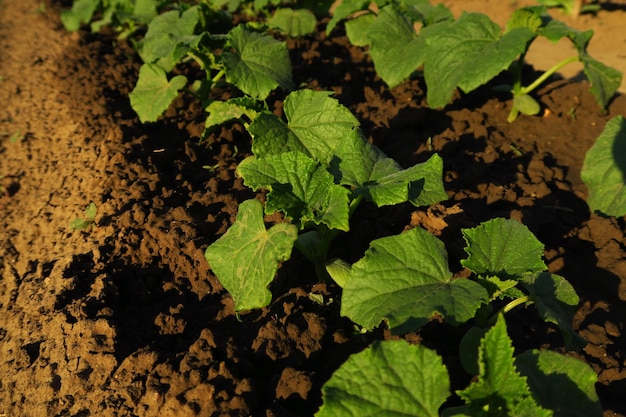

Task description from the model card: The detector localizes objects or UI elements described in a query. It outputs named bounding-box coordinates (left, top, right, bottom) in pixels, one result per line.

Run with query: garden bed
left=1, top=0, right=626, bottom=416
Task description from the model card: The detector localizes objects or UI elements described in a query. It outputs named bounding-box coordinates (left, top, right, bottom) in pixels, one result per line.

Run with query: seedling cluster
left=60, top=0, right=626, bottom=414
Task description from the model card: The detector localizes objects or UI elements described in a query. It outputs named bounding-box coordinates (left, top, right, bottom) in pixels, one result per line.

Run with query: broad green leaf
left=136, top=7, right=200, bottom=71
left=367, top=6, right=424, bottom=88
left=520, top=272, right=586, bottom=350
left=204, top=199, right=298, bottom=311
left=222, top=25, right=294, bottom=100
left=423, top=13, right=535, bottom=108
left=133, top=0, right=159, bottom=24
left=325, top=258, right=352, bottom=288
left=458, top=325, right=488, bottom=377
left=404, top=0, right=454, bottom=26
left=248, top=112, right=304, bottom=156
left=205, top=97, right=264, bottom=131
left=461, top=218, right=546, bottom=279
left=249, top=90, right=360, bottom=164
left=129, top=63, right=188, bottom=123
left=504, top=6, right=544, bottom=34
left=237, top=152, right=351, bottom=231
left=268, top=8, right=317, bottom=37
left=317, top=340, right=449, bottom=417
left=341, top=227, right=489, bottom=334
left=61, top=0, right=100, bottom=31
left=345, top=13, right=375, bottom=47
left=581, top=116, right=626, bottom=217
left=516, top=350, right=602, bottom=417
left=457, top=315, right=552, bottom=417
left=332, top=129, right=447, bottom=207
left=580, top=54, right=623, bottom=110
left=326, top=0, right=370, bottom=35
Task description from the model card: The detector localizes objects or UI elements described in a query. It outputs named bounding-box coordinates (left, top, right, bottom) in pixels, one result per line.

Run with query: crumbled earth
left=1, top=0, right=626, bottom=416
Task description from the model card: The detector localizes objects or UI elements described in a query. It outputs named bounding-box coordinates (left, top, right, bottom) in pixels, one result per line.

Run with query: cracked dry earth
left=1, top=0, right=626, bottom=416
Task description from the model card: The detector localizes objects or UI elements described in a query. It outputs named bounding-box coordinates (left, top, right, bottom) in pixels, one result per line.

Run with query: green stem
left=293, top=226, right=340, bottom=282
left=502, top=295, right=532, bottom=314
left=487, top=295, right=533, bottom=326
left=511, top=53, right=526, bottom=94
left=211, top=68, right=226, bottom=87
left=348, top=194, right=364, bottom=218
left=519, top=55, right=579, bottom=95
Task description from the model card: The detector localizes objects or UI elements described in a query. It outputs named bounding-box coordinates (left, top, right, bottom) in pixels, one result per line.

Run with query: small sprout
left=509, top=143, right=523, bottom=157
left=70, top=202, right=98, bottom=231
left=8, top=131, right=23, bottom=143
left=567, top=107, right=577, bottom=120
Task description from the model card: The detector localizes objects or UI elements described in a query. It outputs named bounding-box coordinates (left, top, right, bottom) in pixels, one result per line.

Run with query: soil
left=1, top=0, right=626, bottom=416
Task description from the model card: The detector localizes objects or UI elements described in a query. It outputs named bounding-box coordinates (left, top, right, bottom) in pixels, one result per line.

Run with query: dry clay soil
left=2, top=0, right=626, bottom=416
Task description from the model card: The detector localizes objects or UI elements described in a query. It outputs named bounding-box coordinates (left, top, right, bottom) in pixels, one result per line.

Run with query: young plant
left=127, top=4, right=295, bottom=129
left=316, top=218, right=599, bottom=416
left=60, top=0, right=163, bottom=37
left=317, top=316, right=601, bottom=416
left=329, top=2, right=622, bottom=122
left=205, top=89, right=447, bottom=311
left=70, top=202, right=98, bottom=231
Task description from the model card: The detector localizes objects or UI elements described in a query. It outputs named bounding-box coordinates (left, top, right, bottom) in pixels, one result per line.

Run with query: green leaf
left=249, top=90, right=360, bottom=164
left=461, top=218, right=547, bottom=279
left=475, top=275, right=521, bottom=301
left=268, top=8, right=317, bottom=37
left=326, top=0, right=370, bottom=35
left=345, top=13, right=375, bottom=47
left=367, top=6, right=424, bottom=88
left=580, top=54, right=623, bottom=110
left=423, top=13, right=535, bottom=108
left=60, top=0, right=100, bottom=31
left=222, top=25, right=294, bottom=100
left=129, top=63, right=188, bottom=123
left=513, top=93, right=541, bottom=115
left=404, top=0, right=454, bottom=26
left=136, top=7, right=201, bottom=71
left=133, top=0, right=159, bottom=25
left=70, top=218, right=91, bottom=231
left=341, top=227, right=489, bottom=334
left=457, top=315, right=552, bottom=417
left=459, top=325, right=488, bottom=376
left=204, top=199, right=298, bottom=311
left=204, top=97, right=264, bottom=131
left=237, top=152, right=351, bottom=231
left=581, top=116, right=626, bottom=217
left=520, top=272, right=586, bottom=350
left=325, top=258, right=352, bottom=288
left=504, top=6, right=544, bottom=34
left=332, top=129, right=447, bottom=207
left=516, top=350, right=603, bottom=417
left=84, top=201, right=97, bottom=219
left=317, top=340, right=450, bottom=417
left=539, top=19, right=592, bottom=45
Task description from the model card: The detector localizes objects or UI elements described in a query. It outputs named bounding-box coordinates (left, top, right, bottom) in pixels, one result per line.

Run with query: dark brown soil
left=1, top=0, right=626, bottom=416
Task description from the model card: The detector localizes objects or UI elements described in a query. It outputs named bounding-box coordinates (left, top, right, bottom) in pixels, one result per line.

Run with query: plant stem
left=520, top=55, right=578, bottom=95
left=487, top=295, right=533, bottom=326
left=211, top=68, right=226, bottom=87
left=503, top=295, right=532, bottom=314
